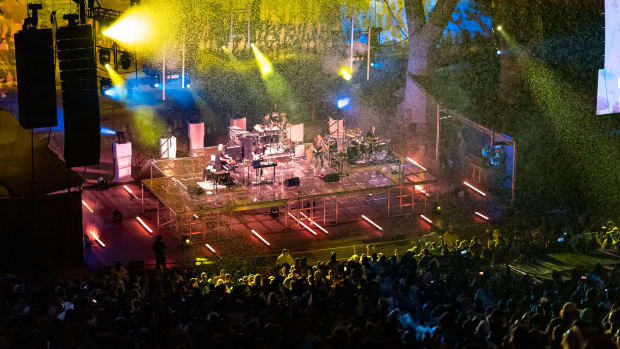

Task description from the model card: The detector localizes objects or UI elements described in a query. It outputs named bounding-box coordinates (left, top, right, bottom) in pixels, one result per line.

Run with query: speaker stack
left=57, top=24, right=100, bottom=167
left=14, top=28, right=57, bottom=129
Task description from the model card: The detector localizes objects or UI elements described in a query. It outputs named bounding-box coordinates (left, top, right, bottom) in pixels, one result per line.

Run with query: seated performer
left=216, top=144, right=236, bottom=171
left=366, top=126, right=377, bottom=140
left=252, top=140, right=265, bottom=177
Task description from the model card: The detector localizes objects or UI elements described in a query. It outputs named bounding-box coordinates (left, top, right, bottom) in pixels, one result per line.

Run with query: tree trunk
left=401, top=0, right=461, bottom=128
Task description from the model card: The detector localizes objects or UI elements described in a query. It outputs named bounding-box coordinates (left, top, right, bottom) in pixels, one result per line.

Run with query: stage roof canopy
left=0, top=111, right=81, bottom=197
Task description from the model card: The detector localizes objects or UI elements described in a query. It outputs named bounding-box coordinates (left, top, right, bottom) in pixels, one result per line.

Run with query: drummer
left=366, top=126, right=378, bottom=140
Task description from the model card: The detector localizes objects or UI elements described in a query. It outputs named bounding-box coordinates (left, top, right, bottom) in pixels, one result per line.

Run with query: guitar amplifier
left=227, top=145, right=242, bottom=161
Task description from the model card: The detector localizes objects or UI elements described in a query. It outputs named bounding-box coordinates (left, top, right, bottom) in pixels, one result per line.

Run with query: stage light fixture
left=120, top=52, right=131, bottom=70
left=496, top=25, right=502, bottom=31
left=288, top=213, right=318, bottom=236
left=136, top=216, right=153, bottom=234
left=463, top=181, right=487, bottom=196
left=496, top=49, right=501, bottom=55
left=299, top=212, right=329, bottom=234
left=361, top=215, right=383, bottom=231
left=90, top=230, right=106, bottom=248
left=82, top=200, right=94, bottom=213
left=205, top=243, right=216, bottom=253
left=99, top=48, right=110, bottom=66
left=251, top=229, right=271, bottom=246
left=337, top=97, right=351, bottom=109
left=99, top=77, right=112, bottom=95
left=420, top=214, right=433, bottom=224
left=474, top=211, right=490, bottom=220
left=406, top=157, right=427, bottom=171
left=251, top=43, right=273, bottom=78
left=339, top=67, right=352, bottom=81
left=103, top=10, right=152, bottom=45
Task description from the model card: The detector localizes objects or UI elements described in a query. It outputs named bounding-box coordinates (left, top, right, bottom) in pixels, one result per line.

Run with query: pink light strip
left=414, top=185, right=430, bottom=196
left=288, top=213, right=318, bottom=236
left=474, top=211, right=490, bottom=220
left=361, top=215, right=383, bottom=231
left=420, top=214, right=433, bottom=224
left=299, top=212, right=329, bottom=234
left=90, top=231, right=106, bottom=247
left=463, top=181, right=487, bottom=196
left=82, top=200, right=94, bottom=213
left=136, top=216, right=153, bottom=234
left=205, top=243, right=216, bottom=253
left=251, top=229, right=271, bottom=246
left=123, top=185, right=136, bottom=198
left=406, top=157, right=427, bottom=171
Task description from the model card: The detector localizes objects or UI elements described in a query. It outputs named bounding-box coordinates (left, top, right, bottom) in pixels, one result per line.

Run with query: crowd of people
left=0, top=218, right=619, bottom=349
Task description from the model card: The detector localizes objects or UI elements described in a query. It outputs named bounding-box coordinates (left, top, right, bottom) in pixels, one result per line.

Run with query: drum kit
left=344, top=130, right=394, bottom=165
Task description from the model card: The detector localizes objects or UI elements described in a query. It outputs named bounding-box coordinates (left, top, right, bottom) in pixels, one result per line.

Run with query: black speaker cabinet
left=284, top=177, right=300, bottom=187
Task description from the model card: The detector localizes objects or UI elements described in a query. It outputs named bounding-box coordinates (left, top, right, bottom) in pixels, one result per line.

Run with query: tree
left=402, top=0, right=461, bottom=126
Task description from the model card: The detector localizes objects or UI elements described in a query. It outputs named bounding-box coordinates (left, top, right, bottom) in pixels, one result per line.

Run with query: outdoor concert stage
left=134, top=153, right=437, bottom=260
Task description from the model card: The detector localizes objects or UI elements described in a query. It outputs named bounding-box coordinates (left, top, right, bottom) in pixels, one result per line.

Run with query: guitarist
left=311, top=134, right=326, bottom=175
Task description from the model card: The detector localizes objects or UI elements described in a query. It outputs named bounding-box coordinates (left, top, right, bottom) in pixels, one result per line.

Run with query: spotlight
left=154, top=83, right=159, bottom=88
left=337, top=97, right=351, bottom=109
left=186, top=84, right=190, bottom=88
left=100, top=77, right=112, bottom=95
left=120, top=52, right=131, bottom=70
left=339, top=67, right=352, bottom=81
left=99, top=48, right=110, bottom=67
left=251, top=44, right=273, bottom=77
left=496, top=25, right=502, bottom=31
left=496, top=49, right=501, bottom=55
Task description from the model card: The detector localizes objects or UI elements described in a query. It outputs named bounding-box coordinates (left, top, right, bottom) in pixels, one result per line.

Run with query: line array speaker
left=57, top=24, right=100, bottom=167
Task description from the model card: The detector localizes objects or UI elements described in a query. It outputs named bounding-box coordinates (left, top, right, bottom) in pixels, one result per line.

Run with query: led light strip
left=420, top=214, right=433, bottom=224
left=251, top=229, right=271, bottom=246
left=414, top=185, right=430, bottom=196
left=205, top=243, right=216, bottom=253
left=82, top=200, right=94, bottom=213
left=136, top=216, right=153, bottom=234
left=298, top=212, right=329, bottom=234
left=361, top=215, right=383, bottom=231
left=90, top=230, right=106, bottom=247
left=123, top=185, right=136, bottom=198
left=474, top=211, right=490, bottom=220
left=288, top=213, right=318, bottom=236
left=463, top=181, right=487, bottom=196
left=406, top=157, right=427, bottom=171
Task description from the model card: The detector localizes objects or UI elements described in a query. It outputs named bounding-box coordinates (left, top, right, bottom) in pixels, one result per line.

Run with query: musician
left=252, top=140, right=265, bottom=176
left=311, top=134, right=326, bottom=175
left=216, top=144, right=236, bottom=171
left=366, top=126, right=377, bottom=140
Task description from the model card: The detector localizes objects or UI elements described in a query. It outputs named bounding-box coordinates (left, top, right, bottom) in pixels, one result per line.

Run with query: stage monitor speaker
left=284, top=177, right=300, bottom=187
left=14, top=28, right=57, bottom=129
left=57, top=24, right=100, bottom=167
left=323, top=173, right=340, bottom=182
left=227, top=145, right=242, bottom=161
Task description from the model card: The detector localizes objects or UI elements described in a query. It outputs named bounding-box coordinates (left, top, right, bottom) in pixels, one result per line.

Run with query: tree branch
left=403, top=0, right=426, bottom=35
left=422, top=0, right=460, bottom=38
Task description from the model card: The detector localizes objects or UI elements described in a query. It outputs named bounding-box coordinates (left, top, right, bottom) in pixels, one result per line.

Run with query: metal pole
left=181, top=36, right=185, bottom=88
left=435, top=103, right=440, bottom=166
left=162, top=55, right=166, bottom=101
left=229, top=0, right=234, bottom=50
left=512, top=143, right=516, bottom=204
left=367, top=18, right=371, bottom=81
left=350, top=15, right=354, bottom=71
left=247, top=0, right=251, bottom=48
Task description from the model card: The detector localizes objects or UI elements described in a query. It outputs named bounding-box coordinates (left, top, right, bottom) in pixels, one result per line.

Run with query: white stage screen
left=597, top=0, right=620, bottom=115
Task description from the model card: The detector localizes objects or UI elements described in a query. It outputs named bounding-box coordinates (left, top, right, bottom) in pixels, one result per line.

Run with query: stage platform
left=141, top=154, right=437, bottom=240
